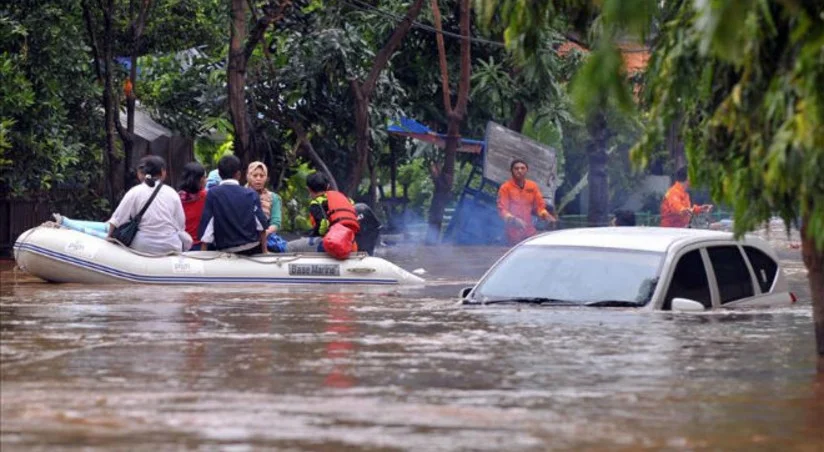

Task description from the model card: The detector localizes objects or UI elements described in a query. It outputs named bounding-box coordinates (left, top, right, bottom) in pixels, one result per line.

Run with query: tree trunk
left=666, top=116, right=685, bottom=171
left=350, top=82, right=369, bottom=197
left=228, top=0, right=250, bottom=168
left=426, top=0, right=470, bottom=244
left=102, top=0, right=124, bottom=203
left=298, top=136, right=338, bottom=192
left=390, top=138, right=398, bottom=198
left=81, top=0, right=122, bottom=203
left=345, top=0, right=426, bottom=195
left=125, top=54, right=136, bottom=174
left=426, top=120, right=459, bottom=242
left=367, top=152, right=378, bottom=207
left=124, top=0, right=150, bottom=185
left=586, top=112, right=609, bottom=227
left=801, top=219, right=824, bottom=373
left=508, top=101, right=528, bottom=132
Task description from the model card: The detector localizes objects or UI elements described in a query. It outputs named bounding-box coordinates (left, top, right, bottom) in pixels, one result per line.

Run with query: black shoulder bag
left=111, top=182, right=163, bottom=246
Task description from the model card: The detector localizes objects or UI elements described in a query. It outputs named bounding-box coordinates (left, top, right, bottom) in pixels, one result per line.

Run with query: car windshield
left=474, top=245, right=664, bottom=305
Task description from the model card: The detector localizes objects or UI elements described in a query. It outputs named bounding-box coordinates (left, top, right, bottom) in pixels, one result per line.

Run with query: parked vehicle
left=461, top=227, right=796, bottom=311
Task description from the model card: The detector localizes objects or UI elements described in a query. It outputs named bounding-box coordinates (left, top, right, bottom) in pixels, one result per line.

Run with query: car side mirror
left=671, top=297, right=706, bottom=312
left=459, top=287, right=473, bottom=299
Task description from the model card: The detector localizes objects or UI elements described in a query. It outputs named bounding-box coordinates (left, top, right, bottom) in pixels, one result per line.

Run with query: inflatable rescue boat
left=13, top=226, right=424, bottom=286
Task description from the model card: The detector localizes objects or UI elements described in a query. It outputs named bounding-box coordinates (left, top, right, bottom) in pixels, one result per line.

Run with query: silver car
left=462, top=227, right=796, bottom=311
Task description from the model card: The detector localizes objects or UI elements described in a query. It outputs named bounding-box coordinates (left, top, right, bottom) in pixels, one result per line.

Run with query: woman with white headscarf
left=245, top=161, right=282, bottom=235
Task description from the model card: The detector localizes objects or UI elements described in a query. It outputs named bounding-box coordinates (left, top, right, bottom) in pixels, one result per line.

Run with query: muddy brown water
left=1, top=234, right=823, bottom=450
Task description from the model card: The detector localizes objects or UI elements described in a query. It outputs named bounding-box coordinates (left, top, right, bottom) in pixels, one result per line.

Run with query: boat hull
left=13, top=227, right=424, bottom=286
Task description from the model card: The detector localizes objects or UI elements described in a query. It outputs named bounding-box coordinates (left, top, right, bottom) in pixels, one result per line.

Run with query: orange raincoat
left=660, top=182, right=700, bottom=227
left=497, top=179, right=552, bottom=244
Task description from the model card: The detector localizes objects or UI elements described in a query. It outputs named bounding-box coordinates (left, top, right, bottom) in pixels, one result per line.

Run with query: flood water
left=2, top=236, right=823, bottom=450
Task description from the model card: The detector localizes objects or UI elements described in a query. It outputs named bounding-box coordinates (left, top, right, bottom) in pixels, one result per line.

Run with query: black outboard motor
left=354, top=203, right=382, bottom=255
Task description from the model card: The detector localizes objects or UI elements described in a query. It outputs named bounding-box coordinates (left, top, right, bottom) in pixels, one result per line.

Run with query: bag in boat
left=266, top=233, right=288, bottom=253
left=322, top=223, right=355, bottom=260
left=111, top=183, right=163, bottom=246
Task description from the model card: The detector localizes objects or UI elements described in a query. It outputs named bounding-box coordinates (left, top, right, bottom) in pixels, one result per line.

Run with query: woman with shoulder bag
left=108, top=155, right=192, bottom=254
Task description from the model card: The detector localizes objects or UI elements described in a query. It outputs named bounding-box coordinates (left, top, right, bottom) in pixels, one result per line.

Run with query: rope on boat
left=13, top=227, right=41, bottom=273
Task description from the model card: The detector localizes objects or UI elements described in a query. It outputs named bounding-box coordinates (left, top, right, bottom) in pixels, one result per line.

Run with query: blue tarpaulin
left=387, top=117, right=484, bottom=153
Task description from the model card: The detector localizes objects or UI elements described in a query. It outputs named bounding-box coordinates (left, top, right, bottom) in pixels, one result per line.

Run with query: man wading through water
left=660, top=167, right=713, bottom=228
left=497, top=159, right=557, bottom=245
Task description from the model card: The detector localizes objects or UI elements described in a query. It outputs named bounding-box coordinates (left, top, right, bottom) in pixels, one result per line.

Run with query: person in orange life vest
left=286, top=172, right=360, bottom=253
left=660, top=167, right=713, bottom=228
left=497, top=159, right=557, bottom=245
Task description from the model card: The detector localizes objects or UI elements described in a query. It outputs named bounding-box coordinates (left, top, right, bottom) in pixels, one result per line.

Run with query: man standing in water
left=660, top=167, right=713, bottom=228
left=497, top=159, right=556, bottom=245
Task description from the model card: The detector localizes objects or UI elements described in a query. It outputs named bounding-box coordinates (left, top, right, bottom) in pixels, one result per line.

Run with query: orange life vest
left=325, top=191, right=360, bottom=233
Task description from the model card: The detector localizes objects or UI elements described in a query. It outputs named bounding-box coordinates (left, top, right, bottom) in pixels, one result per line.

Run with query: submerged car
left=462, top=227, right=796, bottom=311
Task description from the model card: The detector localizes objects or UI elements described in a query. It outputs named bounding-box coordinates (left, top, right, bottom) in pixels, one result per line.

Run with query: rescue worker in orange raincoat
left=660, top=167, right=713, bottom=228
left=497, top=159, right=557, bottom=245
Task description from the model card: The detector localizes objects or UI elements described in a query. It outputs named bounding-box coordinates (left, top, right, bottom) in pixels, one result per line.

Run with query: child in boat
left=178, top=162, right=207, bottom=251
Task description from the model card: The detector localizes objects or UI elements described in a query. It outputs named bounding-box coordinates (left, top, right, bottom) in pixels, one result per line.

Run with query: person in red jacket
left=497, top=159, right=556, bottom=245
left=178, top=162, right=207, bottom=250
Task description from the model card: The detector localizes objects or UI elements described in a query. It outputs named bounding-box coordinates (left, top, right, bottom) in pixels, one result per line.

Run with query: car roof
left=523, top=227, right=759, bottom=253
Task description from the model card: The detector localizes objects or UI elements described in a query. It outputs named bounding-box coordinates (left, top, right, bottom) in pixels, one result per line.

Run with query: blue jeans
left=60, top=217, right=110, bottom=239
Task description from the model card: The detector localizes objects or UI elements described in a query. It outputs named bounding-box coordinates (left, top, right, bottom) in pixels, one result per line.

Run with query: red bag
left=323, top=223, right=356, bottom=259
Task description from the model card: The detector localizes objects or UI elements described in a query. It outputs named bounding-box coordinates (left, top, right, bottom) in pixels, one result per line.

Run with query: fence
left=0, top=197, right=54, bottom=257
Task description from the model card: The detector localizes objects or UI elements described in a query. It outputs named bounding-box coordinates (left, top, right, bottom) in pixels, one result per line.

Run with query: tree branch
left=114, top=105, right=130, bottom=143
left=361, top=0, right=426, bottom=96
left=453, top=0, right=471, bottom=118
left=244, top=0, right=292, bottom=61
left=81, top=1, right=103, bottom=82
left=430, top=0, right=453, bottom=115
left=134, top=0, right=152, bottom=38
left=290, top=121, right=339, bottom=191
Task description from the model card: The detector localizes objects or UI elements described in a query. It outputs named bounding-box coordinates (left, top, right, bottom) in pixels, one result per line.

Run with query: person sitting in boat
left=54, top=156, right=191, bottom=254
left=178, top=162, right=207, bottom=251
left=245, top=161, right=286, bottom=252
left=287, top=172, right=360, bottom=259
left=108, top=155, right=192, bottom=253
left=198, top=155, right=269, bottom=255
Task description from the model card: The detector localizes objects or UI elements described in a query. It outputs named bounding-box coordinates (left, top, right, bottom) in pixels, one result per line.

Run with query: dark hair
left=613, top=209, right=636, bottom=226
left=179, top=162, right=205, bottom=194
left=675, top=166, right=688, bottom=183
left=139, top=155, right=166, bottom=187
left=306, top=172, right=330, bottom=192
left=510, top=159, right=528, bottom=171
left=218, top=155, right=241, bottom=180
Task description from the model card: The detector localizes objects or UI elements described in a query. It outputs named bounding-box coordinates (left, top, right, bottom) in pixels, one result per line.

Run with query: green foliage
left=633, top=1, right=824, bottom=249
left=396, top=157, right=473, bottom=216
left=397, top=159, right=435, bottom=216
left=138, top=49, right=228, bottom=137
left=278, top=161, right=315, bottom=232
left=570, top=41, right=634, bottom=115
left=195, top=131, right=235, bottom=168
left=0, top=5, right=103, bottom=199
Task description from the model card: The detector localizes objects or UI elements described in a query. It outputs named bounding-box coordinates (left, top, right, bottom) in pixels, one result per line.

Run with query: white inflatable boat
left=13, top=226, right=425, bottom=286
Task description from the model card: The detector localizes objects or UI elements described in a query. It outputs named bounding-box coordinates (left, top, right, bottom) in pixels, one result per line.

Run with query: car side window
left=707, top=246, right=755, bottom=304
left=744, top=246, right=778, bottom=293
left=663, top=250, right=712, bottom=310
